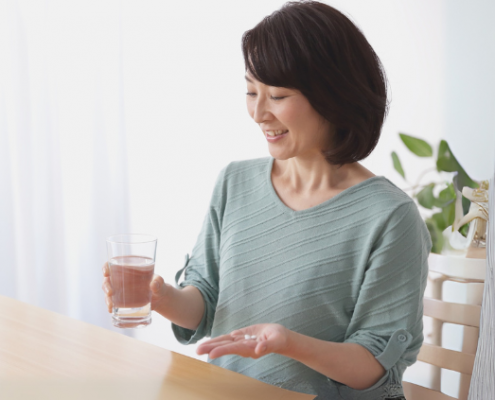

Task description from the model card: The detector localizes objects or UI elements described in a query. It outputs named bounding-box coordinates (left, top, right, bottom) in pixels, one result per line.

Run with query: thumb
left=150, top=274, right=166, bottom=294
left=255, top=340, right=270, bottom=356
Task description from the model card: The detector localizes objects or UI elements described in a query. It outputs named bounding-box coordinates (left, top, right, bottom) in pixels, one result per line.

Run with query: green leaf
left=442, top=201, right=456, bottom=228
left=429, top=200, right=455, bottom=233
left=453, top=173, right=473, bottom=214
left=433, top=183, right=455, bottom=208
left=437, top=140, right=458, bottom=171
left=431, top=212, right=447, bottom=232
left=391, top=151, right=405, bottom=179
left=416, top=183, right=435, bottom=209
left=426, top=218, right=444, bottom=254
left=459, top=223, right=470, bottom=237
left=399, top=133, right=433, bottom=157
left=462, top=196, right=471, bottom=215
left=437, top=140, right=478, bottom=190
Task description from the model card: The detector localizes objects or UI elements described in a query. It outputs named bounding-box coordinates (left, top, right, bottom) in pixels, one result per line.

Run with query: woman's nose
left=252, top=97, right=269, bottom=124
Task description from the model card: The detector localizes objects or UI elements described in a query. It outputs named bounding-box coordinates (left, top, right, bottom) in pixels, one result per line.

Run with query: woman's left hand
left=196, top=323, right=290, bottom=360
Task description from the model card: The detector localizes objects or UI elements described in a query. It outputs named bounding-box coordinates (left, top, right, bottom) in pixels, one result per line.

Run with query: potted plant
left=391, top=134, right=489, bottom=258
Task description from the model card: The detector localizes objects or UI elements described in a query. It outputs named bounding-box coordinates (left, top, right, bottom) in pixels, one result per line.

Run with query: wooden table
left=0, top=295, right=315, bottom=400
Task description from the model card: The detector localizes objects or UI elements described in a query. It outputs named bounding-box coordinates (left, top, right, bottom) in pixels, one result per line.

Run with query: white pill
left=244, top=334, right=250, bottom=340
left=251, top=335, right=257, bottom=340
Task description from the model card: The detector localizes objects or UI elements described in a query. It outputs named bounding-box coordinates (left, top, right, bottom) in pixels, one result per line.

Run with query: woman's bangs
left=242, top=22, right=295, bottom=89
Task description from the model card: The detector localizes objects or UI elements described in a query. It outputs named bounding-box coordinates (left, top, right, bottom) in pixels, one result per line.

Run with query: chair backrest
left=402, top=253, right=486, bottom=400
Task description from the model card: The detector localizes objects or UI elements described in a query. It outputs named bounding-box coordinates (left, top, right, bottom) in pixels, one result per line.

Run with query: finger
left=150, top=274, right=165, bottom=293
left=197, top=333, right=258, bottom=355
left=103, top=276, right=112, bottom=287
left=209, top=341, right=258, bottom=359
left=102, top=280, right=113, bottom=296
left=196, top=337, right=235, bottom=354
left=105, top=296, right=113, bottom=313
left=201, top=333, right=236, bottom=345
left=254, top=340, right=269, bottom=356
left=102, top=262, right=110, bottom=277
left=197, top=339, right=237, bottom=355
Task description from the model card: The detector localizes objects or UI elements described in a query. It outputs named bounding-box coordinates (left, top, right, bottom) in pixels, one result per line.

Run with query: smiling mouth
left=265, top=129, right=289, bottom=137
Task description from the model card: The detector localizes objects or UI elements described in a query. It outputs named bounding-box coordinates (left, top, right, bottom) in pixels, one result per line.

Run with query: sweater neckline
left=265, top=156, right=387, bottom=216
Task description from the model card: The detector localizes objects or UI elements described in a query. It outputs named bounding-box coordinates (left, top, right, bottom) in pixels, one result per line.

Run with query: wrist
left=277, top=327, right=299, bottom=357
left=277, top=328, right=328, bottom=365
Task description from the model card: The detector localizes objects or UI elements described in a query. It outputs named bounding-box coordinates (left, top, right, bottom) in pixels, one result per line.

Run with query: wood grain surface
left=0, top=295, right=315, bottom=400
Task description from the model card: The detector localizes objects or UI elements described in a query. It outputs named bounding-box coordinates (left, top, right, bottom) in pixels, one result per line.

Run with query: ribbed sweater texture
left=172, top=156, right=432, bottom=399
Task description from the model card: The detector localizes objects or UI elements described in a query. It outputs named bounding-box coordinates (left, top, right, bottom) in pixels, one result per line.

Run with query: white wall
left=444, top=0, right=495, bottom=180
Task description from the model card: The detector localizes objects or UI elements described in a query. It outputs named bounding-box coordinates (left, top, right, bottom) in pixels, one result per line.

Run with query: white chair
left=402, top=253, right=486, bottom=400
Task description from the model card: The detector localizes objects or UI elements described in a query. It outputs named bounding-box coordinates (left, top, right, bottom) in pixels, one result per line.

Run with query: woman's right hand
left=101, top=263, right=203, bottom=330
left=101, top=263, right=172, bottom=313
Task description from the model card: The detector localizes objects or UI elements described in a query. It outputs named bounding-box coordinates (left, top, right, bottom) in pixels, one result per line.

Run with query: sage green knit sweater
left=173, top=156, right=431, bottom=400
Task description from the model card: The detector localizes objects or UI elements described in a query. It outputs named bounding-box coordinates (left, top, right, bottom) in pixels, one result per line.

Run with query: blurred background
left=1, top=0, right=494, bottom=397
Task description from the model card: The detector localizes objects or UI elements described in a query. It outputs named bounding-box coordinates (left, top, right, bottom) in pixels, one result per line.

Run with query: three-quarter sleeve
left=171, top=164, right=229, bottom=345
left=341, top=200, right=432, bottom=396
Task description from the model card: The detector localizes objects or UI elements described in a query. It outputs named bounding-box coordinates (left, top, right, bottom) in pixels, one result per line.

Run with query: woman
left=102, top=1, right=431, bottom=399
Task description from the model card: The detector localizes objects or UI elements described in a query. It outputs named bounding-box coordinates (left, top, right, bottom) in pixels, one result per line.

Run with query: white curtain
left=0, top=0, right=130, bottom=333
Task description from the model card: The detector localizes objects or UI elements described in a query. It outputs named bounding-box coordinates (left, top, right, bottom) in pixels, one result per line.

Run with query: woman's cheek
left=246, top=102, right=255, bottom=119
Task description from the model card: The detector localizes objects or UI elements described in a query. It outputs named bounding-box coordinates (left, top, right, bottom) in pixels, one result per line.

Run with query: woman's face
left=245, top=70, right=333, bottom=161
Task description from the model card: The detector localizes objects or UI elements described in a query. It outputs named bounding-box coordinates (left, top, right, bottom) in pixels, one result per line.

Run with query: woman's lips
left=265, top=131, right=288, bottom=142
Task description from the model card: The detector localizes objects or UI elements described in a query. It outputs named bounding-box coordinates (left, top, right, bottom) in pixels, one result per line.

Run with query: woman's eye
left=245, top=92, right=286, bottom=100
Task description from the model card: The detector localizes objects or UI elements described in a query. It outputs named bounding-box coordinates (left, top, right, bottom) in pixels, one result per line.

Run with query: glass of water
left=106, top=234, right=157, bottom=328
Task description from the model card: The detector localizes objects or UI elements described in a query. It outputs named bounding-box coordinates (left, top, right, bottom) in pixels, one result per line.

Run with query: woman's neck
left=273, top=155, right=375, bottom=195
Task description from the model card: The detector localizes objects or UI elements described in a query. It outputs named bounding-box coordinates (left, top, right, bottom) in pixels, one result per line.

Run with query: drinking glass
left=106, top=234, right=157, bottom=328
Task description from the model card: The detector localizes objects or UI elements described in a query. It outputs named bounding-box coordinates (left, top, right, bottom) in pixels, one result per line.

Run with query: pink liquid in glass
left=109, top=255, right=154, bottom=308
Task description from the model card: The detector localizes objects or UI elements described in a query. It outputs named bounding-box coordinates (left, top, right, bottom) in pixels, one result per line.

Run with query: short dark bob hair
left=242, top=1, right=389, bottom=166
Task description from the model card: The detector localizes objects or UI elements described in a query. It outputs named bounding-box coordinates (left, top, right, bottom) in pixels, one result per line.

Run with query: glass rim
left=106, top=234, right=157, bottom=244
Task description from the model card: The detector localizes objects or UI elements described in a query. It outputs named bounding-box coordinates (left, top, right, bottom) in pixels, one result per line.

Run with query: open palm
left=196, top=323, right=289, bottom=360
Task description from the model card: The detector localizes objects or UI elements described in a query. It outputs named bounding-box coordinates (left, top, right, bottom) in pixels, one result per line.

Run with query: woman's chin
left=268, top=149, right=291, bottom=161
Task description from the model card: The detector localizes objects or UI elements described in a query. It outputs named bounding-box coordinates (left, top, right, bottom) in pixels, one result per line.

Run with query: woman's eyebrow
left=244, top=75, right=254, bottom=83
